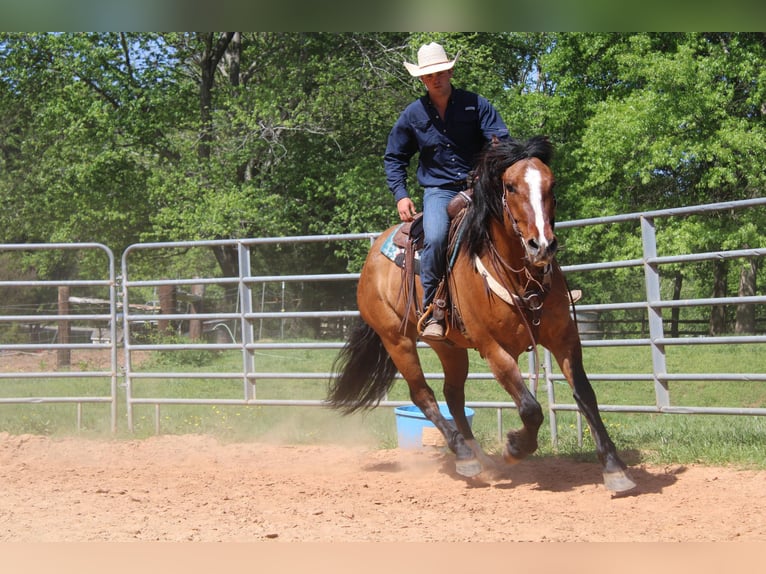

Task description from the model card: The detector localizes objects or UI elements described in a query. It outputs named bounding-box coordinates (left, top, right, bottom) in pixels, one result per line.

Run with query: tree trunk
left=735, top=257, right=757, bottom=334
left=158, top=285, right=176, bottom=336
left=227, top=32, right=241, bottom=87
left=197, top=33, right=235, bottom=161
left=188, top=283, right=206, bottom=341
left=57, top=286, right=70, bottom=368
left=709, top=260, right=728, bottom=335
left=670, top=270, right=683, bottom=337
left=212, top=245, right=240, bottom=311
left=197, top=33, right=239, bottom=286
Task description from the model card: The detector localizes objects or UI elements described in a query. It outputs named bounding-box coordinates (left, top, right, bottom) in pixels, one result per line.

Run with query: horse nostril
left=549, top=237, right=558, bottom=254
left=528, top=238, right=539, bottom=252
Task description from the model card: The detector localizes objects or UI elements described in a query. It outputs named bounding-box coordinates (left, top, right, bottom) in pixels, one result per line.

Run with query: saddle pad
left=380, top=225, right=421, bottom=274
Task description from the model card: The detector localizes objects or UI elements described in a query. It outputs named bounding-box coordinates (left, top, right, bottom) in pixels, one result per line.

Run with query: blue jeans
left=420, top=187, right=456, bottom=309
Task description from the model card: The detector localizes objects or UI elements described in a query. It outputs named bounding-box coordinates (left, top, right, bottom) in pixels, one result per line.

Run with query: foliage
left=1, top=33, right=764, bottom=325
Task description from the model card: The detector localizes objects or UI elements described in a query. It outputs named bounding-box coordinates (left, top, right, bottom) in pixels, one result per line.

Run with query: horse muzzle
left=525, top=235, right=558, bottom=267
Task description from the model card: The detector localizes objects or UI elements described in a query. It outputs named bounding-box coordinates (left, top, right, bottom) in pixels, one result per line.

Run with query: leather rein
left=471, top=191, right=557, bottom=391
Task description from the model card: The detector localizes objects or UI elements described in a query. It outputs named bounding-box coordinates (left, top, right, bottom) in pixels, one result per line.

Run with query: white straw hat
left=403, top=42, right=459, bottom=77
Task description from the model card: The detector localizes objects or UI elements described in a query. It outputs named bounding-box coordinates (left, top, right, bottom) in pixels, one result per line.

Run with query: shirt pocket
left=413, top=118, right=439, bottom=149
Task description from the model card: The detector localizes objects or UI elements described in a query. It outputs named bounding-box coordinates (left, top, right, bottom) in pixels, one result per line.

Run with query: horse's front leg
left=483, top=344, right=544, bottom=462
left=554, top=347, right=637, bottom=493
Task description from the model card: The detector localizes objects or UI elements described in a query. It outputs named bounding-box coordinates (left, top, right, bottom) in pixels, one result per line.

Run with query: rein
left=474, top=188, right=555, bottom=393
left=496, top=190, right=553, bottom=328
left=483, top=238, right=551, bottom=332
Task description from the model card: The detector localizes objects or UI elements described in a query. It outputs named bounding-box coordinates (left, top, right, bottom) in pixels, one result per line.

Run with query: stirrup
left=417, top=303, right=448, bottom=340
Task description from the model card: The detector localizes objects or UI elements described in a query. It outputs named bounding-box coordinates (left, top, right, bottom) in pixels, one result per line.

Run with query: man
left=384, top=42, right=510, bottom=339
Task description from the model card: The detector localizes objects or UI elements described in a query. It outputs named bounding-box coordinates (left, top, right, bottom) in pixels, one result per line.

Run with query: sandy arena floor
left=0, top=432, right=764, bottom=543
left=1, top=350, right=764, bottom=544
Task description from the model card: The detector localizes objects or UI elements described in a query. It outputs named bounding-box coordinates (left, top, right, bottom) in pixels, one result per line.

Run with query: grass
left=0, top=342, right=764, bottom=469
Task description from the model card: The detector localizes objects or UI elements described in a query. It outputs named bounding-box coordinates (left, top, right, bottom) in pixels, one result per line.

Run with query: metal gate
left=120, top=235, right=374, bottom=432
left=1, top=198, right=764, bottom=442
left=545, top=198, right=766, bottom=443
left=0, top=243, right=119, bottom=431
left=118, top=197, right=766, bottom=442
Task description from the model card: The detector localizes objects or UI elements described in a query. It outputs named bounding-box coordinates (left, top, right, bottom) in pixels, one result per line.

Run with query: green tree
left=552, top=33, right=765, bottom=332
left=0, top=32, right=187, bottom=277
left=1, top=33, right=762, bottom=336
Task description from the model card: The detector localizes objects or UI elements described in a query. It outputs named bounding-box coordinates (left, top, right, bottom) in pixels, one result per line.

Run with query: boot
left=569, top=289, right=582, bottom=304
left=421, top=318, right=445, bottom=340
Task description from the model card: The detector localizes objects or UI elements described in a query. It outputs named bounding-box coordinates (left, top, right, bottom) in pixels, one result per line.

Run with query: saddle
left=392, top=189, right=474, bottom=336
left=392, top=215, right=424, bottom=252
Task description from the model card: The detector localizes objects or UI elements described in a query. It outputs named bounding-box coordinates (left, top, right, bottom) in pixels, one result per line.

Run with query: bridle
left=484, top=170, right=557, bottom=340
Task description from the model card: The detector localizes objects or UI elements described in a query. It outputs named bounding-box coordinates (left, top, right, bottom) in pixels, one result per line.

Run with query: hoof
left=465, top=438, right=496, bottom=471
left=603, top=470, right=637, bottom=493
left=502, top=444, right=523, bottom=465
left=455, top=457, right=482, bottom=478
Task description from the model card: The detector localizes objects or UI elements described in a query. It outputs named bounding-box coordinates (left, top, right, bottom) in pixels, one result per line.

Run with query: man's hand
left=397, top=197, right=417, bottom=222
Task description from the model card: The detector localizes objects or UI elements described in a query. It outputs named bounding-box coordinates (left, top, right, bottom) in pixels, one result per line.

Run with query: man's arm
left=384, top=109, right=420, bottom=198
left=477, top=95, right=510, bottom=142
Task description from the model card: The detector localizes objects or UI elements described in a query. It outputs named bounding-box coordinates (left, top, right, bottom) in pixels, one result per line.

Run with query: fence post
left=238, top=242, right=255, bottom=400
left=641, top=215, right=670, bottom=409
left=57, top=285, right=70, bottom=367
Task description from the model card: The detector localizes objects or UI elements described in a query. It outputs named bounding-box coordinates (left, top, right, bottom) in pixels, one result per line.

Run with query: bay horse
left=328, top=136, right=636, bottom=493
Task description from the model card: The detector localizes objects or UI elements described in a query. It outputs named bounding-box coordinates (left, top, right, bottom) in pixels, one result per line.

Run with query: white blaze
left=524, top=165, right=547, bottom=249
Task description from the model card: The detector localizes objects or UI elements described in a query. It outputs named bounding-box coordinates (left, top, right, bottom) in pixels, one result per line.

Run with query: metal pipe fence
left=117, top=197, right=766, bottom=443
left=1, top=198, right=764, bottom=445
left=545, top=197, right=766, bottom=444
left=0, top=243, right=119, bottom=432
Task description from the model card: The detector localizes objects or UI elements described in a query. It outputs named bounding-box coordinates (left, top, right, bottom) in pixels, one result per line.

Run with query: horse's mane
left=462, top=135, right=554, bottom=258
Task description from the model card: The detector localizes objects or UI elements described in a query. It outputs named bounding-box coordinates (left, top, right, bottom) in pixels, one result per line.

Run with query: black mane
left=463, top=136, right=554, bottom=257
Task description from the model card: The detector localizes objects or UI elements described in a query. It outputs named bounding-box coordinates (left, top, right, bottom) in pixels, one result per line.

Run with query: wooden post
left=57, top=286, right=70, bottom=368
left=158, top=285, right=176, bottom=336
left=188, top=283, right=205, bottom=341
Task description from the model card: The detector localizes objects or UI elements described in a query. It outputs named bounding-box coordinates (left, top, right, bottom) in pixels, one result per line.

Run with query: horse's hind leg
left=382, top=335, right=478, bottom=476
left=431, top=343, right=493, bottom=476
left=411, top=387, right=480, bottom=477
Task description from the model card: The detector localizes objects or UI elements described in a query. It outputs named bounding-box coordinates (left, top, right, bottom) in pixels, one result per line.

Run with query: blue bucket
left=394, top=403, right=474, bottom=449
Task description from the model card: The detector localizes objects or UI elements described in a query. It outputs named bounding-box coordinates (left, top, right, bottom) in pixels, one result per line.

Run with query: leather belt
left=441, top=181, right=469, bottom=192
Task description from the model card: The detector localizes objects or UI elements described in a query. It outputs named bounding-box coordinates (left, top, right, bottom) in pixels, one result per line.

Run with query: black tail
left=327, top=320, right=398, bottom=414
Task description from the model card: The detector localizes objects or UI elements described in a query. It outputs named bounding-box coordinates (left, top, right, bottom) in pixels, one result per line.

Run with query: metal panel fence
left=1, top=198, right=764, bottom=443
left=119, top=233, right=426, bottom=433
left=117, top=197, right=766, bottom=442
left=545, top=198, right=766, bottom=444
left=0, top=243, right=119, bottom=432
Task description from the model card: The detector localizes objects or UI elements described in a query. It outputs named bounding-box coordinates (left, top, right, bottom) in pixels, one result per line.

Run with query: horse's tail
left=327, top=320, right=398, bottom=415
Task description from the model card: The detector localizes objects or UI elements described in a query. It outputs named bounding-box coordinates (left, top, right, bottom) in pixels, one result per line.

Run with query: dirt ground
left=0, top=432, right=764, bottom=543
left=1, top=349, right=765, bottom=543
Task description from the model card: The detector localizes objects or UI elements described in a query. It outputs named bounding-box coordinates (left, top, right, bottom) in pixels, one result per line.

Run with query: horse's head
left=466, top=136, right=558, bottom=268
left=500, top=155, right=558, bottom=267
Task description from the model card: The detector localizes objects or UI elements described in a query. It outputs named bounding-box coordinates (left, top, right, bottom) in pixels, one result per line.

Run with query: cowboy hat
left=403, top=42, right=459, bottom=77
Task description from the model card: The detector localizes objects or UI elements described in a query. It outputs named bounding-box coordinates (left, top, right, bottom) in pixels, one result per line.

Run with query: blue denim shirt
left=384, top=87, right=509, bottom=203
